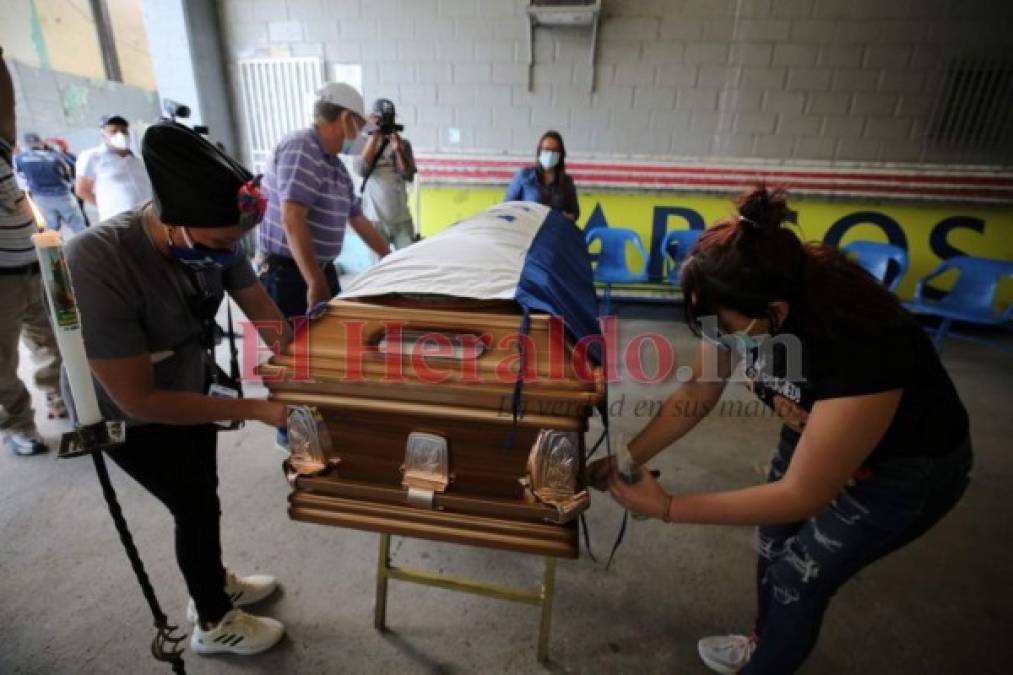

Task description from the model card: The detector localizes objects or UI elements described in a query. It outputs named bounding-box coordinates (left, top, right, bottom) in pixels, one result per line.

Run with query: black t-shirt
left=743, top=312, right=969, bottom=460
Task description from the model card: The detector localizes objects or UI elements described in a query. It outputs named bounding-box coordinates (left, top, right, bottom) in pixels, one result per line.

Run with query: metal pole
left=87, top=0, right=122, bottom=82
left=537, top=556, right=557, bottom=663
left=374, top=533, right=391, bottom=631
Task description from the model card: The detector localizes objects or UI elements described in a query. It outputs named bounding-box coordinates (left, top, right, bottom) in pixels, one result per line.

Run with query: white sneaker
left=186, top=569, right=278, bottom=623
left=190, top=608, right=284, bottom=656
left=3, top=430, right=47, bottom=456
left=698, top=634, right=756, bottom=674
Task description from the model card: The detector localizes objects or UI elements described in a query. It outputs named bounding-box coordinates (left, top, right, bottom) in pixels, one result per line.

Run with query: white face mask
left=107, top=132, right=130, bottom=151
left=538, top=150, right=561, bottom=170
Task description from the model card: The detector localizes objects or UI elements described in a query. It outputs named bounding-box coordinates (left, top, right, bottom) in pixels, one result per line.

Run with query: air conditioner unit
left=528, top=0, right=600, bottom=27
left=525, top=1, right=602, bottom=92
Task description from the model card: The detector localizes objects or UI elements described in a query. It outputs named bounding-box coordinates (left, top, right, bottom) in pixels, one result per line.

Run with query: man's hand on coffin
left=608, top=467, right=672, bottom=521
left=306, top=279, right=332, bottom=313
left=585, top=455, right=617, bottom=492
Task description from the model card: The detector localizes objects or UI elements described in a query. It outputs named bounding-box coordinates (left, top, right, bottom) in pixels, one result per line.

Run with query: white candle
left=32, top=230, right=103, bottom=426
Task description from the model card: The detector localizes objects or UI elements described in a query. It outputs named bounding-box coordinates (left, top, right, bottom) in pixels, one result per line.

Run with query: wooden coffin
left=263, top=296, right=604, bottom=558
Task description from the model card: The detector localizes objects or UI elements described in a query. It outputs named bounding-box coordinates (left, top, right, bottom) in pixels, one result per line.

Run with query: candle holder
left=58, top=419, right=127, bottom=459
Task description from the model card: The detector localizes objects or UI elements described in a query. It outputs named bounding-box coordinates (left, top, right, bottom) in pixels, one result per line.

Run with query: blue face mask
left=701, top=318, right=761, bottom=354
left=538, top=150, right=561, bottom=170
left=167, top=227, right=238, bottom=272
left=341, top=122, right=368, bottom=155
left=723, top=319, right=761, bottom=353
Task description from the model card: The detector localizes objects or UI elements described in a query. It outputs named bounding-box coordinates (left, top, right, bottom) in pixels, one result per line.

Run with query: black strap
left=592, top=312, right=629, bottom=571
left=586, top=427, right=607, bottom=462
left=92, top=451, right=187, bottom=673
left=225, top=301, right=242, bottom=397
left=579, top=512, right=597, bottom=563
left=605, top=509, right=629, bottom=571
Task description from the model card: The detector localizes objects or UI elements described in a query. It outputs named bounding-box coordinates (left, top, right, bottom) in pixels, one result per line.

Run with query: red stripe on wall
left=414, top=155, right=1013, bottom=202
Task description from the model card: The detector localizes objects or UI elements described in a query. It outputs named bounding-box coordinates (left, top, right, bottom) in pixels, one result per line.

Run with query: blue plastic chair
left=661, top=229, right=703, bottom=284
left=585, top=227, right=649, bottom=314
left=904, top=255, right=1013, bottom=350
left=841, top=241, right=909, bottom=292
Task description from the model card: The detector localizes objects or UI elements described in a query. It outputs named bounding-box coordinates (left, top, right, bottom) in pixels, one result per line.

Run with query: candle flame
left=24, top=194, right=47, bottom=231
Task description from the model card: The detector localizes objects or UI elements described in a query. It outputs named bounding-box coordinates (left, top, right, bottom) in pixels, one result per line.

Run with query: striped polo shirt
left=0, top=138, right=38, bottom=269
left=258, top=127, right=362, bottom=262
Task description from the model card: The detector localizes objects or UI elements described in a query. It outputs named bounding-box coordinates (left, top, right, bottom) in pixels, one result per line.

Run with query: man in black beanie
left=65, top=120, right=290, bottom=656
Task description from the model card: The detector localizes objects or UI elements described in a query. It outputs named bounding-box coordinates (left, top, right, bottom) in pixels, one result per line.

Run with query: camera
left=162, top=98, right=209, bottom=135
left=374, top=98, right=404, bottom=135
left=163, top=98, right=191, bottom=121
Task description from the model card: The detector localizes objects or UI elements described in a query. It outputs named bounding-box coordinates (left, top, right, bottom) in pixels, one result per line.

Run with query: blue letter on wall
left=823, top=211, right=908, bottom=251
left=651, top=207, right=706, bottom=281
left=930, top=216, right=985, bottom=261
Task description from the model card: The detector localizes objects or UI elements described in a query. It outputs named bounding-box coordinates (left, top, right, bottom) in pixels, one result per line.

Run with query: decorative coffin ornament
left=284, top=405, right=337, bottom=484
left=401, top=432, right=452, bottom=508
left=521, top=430, right=590, bottom=524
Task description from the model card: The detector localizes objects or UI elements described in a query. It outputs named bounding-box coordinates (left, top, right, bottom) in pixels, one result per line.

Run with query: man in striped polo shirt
left=258, top=81, right=390, bottom=321
left=0, top=50, right=65, bottom=456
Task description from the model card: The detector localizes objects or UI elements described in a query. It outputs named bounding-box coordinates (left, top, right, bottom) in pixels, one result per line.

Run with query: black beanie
left=142, top=121, right=253, bottom=228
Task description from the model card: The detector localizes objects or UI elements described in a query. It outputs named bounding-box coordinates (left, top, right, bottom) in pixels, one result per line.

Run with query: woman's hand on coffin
left=253, top=399, right=288, bottom=428
left=585, top=455, right=617, bottom=492
left=608, top=467, right=671, bottom=520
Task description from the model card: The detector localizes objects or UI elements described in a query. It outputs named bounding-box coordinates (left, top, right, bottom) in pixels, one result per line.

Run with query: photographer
left=353, top=98, right=417, bottom=251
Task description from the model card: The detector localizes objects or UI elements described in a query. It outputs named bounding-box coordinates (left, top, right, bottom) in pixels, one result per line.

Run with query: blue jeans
left=743, top=436, right=973, bottom=674
left=33, top=192, right=86, bottom=234
left=258, top=255, right=339, bottom=321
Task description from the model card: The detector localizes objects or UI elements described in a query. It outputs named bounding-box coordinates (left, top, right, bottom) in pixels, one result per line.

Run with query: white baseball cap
left=316, top=82, right=365, bottom=118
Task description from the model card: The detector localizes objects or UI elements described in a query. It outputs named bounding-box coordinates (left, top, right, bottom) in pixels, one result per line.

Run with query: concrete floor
left=2, top=309, right=1011, bottom=674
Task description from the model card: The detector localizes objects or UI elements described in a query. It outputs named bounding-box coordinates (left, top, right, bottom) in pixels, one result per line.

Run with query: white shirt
left=78, top=144, right=153, bottom=222
left=352, top=139, right=414, bottom=226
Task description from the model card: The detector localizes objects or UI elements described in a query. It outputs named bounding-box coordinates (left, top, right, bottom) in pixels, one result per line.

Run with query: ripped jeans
left=743, top=436, right=973, bottom=674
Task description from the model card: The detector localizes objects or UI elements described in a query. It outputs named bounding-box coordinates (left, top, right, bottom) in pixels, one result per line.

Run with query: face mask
left=727, top=319, right=761, bottom=353
left=538, top=150, right=560, bottom=170
left=167, top=227, right=238, bottom=271
left=700, top=317, right=761, bottom=354
left=341, top=132, right=368, bottom=156
left=108, top=132, right=130, bottom=151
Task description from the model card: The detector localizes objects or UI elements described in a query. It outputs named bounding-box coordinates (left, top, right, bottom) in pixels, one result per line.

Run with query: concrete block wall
left=10, top=60, right=160, bottom=157
left=219, top=0, right=1013, bottom=166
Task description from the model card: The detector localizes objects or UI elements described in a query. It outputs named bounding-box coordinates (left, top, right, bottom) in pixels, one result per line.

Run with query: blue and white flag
left=341, top=201, right=602, bottom=365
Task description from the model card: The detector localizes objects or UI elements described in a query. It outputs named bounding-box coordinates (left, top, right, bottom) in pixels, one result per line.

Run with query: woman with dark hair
left=503, top=130, right=580, bottom=221
left=589, top=186, right=972, bottom=674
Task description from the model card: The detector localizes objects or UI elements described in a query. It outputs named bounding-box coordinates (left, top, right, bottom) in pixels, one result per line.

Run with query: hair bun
left=736, top=185, right=788, bottom=232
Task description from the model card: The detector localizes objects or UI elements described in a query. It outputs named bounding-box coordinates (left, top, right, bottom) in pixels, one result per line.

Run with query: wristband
left=660, top=493, right=673, bottom=523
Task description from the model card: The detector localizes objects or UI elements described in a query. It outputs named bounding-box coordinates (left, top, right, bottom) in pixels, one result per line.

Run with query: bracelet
left=660, top=493, right=673, bottom=523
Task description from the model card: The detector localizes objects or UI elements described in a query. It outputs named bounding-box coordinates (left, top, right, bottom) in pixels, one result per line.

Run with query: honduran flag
left=340, top=201, right=603, bottom=367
